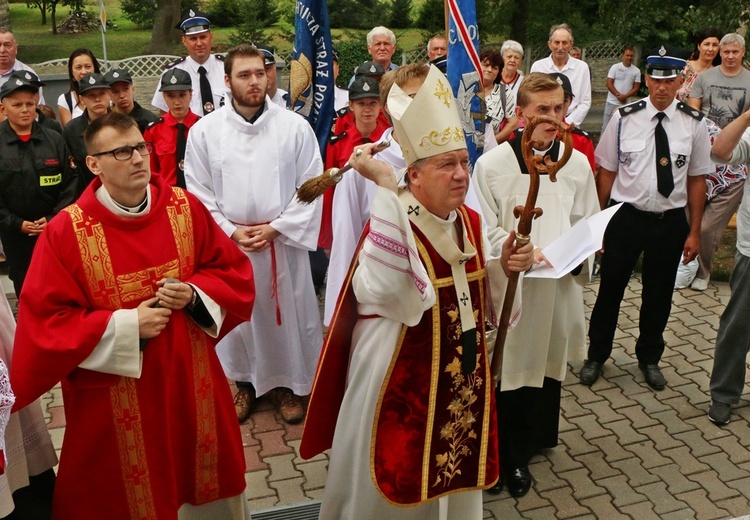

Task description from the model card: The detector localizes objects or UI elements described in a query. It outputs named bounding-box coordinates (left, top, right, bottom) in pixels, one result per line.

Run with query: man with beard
left=185, top=44, right=323, bottom=426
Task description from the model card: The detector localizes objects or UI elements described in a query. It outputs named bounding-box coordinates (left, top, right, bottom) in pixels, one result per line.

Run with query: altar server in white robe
left=473, top=72, right=600, bottom=497
left=185, top=44, right=323, bottom=425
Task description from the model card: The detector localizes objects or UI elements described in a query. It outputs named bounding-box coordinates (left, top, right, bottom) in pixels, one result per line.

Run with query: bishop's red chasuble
left=302, top=202, right=499, bottom=505
left=11, top=175, right=254, bottom=519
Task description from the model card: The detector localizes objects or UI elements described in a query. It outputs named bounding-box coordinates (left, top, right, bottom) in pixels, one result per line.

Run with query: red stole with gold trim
left=372, top=205, right=499, bottom=504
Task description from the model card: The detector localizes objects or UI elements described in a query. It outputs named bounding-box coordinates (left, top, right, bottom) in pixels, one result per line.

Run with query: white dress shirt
left=595, top=98, right=714, bottom=213
left=530, top=55, right=591, bottom=126
left=151, top=54, right=228, bottom=115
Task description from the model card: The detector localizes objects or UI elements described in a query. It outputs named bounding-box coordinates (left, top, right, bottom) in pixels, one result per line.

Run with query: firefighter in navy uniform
left=581, top=46, right=714, bottom=390
left=0, top=71, right=76, bottom=296
left=150, top=10, right=227, bottom=117
left=62, top=72, right=111, bottom=194
left=144, top=69, right=199, bottom=188
left=104, top=68, right=158, bottom=134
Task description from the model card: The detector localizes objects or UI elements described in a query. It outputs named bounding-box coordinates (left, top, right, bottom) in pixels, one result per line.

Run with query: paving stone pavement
left=5, top=272, right=750, bottom=519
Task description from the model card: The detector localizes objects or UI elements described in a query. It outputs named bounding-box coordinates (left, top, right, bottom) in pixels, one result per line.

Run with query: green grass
left=9, top=1, right=428, bottom=65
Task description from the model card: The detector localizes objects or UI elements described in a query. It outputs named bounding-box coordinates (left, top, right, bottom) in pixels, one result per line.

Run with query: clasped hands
left=137, top=278, right=194, bottom=339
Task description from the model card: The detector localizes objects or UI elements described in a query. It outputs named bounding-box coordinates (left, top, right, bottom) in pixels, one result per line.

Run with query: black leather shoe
left=638, top=363, right=666, bottom=390
left=580, top=359, right=603, bottom=386
left=486, top=476, right=504, bottom=495
left=506, top=466, right=531, bottom=498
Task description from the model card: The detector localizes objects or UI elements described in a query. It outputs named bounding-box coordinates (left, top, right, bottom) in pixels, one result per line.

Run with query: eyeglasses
left=91, top=142, right=152, bottom=161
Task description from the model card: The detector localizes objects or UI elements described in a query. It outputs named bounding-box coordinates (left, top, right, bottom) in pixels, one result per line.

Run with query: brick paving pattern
left=5, top=271, right=750, bottom=519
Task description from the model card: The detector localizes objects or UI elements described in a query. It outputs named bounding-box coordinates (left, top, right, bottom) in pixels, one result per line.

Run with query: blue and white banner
left=446, top=0, right=485, bottom=166
left=289, top=0, right=335, bottom=155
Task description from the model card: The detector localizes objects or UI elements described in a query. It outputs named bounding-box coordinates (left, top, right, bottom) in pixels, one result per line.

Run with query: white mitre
left=386, top=64, right=466, bottom=166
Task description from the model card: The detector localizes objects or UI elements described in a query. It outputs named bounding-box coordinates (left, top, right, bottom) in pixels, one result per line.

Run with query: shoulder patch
left=146, top=118, right=164, bottom=129
left=166, top=56, right=187, bottom=69
left=214, top=54, right=225, bottom=61
left=618, top=100, right=646, bottom=117
left=328, top=131, right=347, bottom=144
left=676, top=102, right=703, bottom=121
left=335, top=107, right=349, bottom=117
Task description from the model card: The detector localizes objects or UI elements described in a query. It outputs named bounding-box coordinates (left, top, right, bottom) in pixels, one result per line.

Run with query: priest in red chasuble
left=10, top=112, right=255, bottom=520
left=301, top=65, right=535, bottom=519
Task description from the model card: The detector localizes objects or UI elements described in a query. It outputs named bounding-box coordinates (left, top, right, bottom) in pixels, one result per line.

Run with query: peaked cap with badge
left=354, top=61, right=385, bottom=79
left=78, top=73, right=110, bottom=94
left=160, top=68, right=193, bottom=91
left=348, top=76, right=380, bottom=101
left=0, top=70, right=44, bottom=100
left=548, top=72, right=574, bottom=98
left=387, top=64, right=465, bottom=166
left=645, top=45, right=689, bottom=78
left=103, top=68, right=133, bottom=85
left=177, top=9, right=211, bottom=35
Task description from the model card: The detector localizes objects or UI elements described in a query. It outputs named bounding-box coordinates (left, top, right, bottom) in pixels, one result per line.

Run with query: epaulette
left=166, top=56, right=187, bottom=69
left=328, top=131, right=347, bottom=145
left=677, top=102, right=703, bottom=121
left=572, top=127, right=590, bottom=138
left=214, top=54, right=225, bottom=61
left=335, top=107, right=349, bottom=118
left=146, top=117, right=163, bottom=129
left=618, top=100, right=646, bottom=117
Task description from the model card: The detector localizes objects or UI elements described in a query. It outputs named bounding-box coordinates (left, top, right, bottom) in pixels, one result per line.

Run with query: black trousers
left=3, top=468, right=55, bottom=520
left=497, top=378, right=561, bottom=475
left=587, top=204, right=689, bottom=365
left=0, top=232, right=37, bottom=298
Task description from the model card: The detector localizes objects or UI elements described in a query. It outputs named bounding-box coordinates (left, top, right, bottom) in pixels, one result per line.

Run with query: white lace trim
left=0, top=360, right=15, bottom=464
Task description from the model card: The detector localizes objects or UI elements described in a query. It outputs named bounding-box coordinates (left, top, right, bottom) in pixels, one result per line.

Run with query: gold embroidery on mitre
left=418, top=126, right=465, bottom=152
left=434, top=78, right=451, bottom=108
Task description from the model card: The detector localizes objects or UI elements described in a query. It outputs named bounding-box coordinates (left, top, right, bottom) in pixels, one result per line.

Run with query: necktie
left=198, top=66, right=214, bottom=115
left=654, top=112, right=673, bottom=198
left=176, top=123, right=187, bottom=188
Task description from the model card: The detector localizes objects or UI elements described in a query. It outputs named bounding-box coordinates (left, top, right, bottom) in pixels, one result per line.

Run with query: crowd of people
left=0, top=11, right=749, bottom=520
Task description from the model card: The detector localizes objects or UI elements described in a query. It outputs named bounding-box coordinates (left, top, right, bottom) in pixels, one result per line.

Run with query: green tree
left=327, top=0, right=362, bottom=28
left=415, top=0, right=443, bottom=34
left=228, top=2, right=270, bottom=47
left=388, top=0, right=412, bottom=29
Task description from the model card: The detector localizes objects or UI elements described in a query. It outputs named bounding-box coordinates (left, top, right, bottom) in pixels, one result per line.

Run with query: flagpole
left=99, top=0, right=108, bottom=69
left=444, top=0, right=449, bottom=40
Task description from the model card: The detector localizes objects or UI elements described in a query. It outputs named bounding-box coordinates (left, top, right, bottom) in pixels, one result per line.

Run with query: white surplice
left=0, top=292, right=57, bottom=518
left=473, top=142, right=599, bottom=391
left=319, top=187, right=515, bottom=520
left=185, top=95, right=324, bottom=396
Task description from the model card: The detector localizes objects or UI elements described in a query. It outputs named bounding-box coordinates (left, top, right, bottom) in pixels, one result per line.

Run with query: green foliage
left=227, top=4, right=270, bottom=47
left=62, top=0, right=86, bottom=16
left=327, top=0, right=361, bottom=28
left=333, top=37, right=369, bottom=87
left=209, top=0, right=277, bottom=27
left=414, top=0, right=442, bottom=34
left=120, top=0, right=199, bottom=28
left=388, top=0, right=412, bottom=29
left=119, top=0, right=155, bottom=26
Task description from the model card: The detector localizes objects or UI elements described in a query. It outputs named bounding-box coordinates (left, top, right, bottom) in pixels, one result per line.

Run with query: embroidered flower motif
left=434, top=339, right=483, bottom=488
